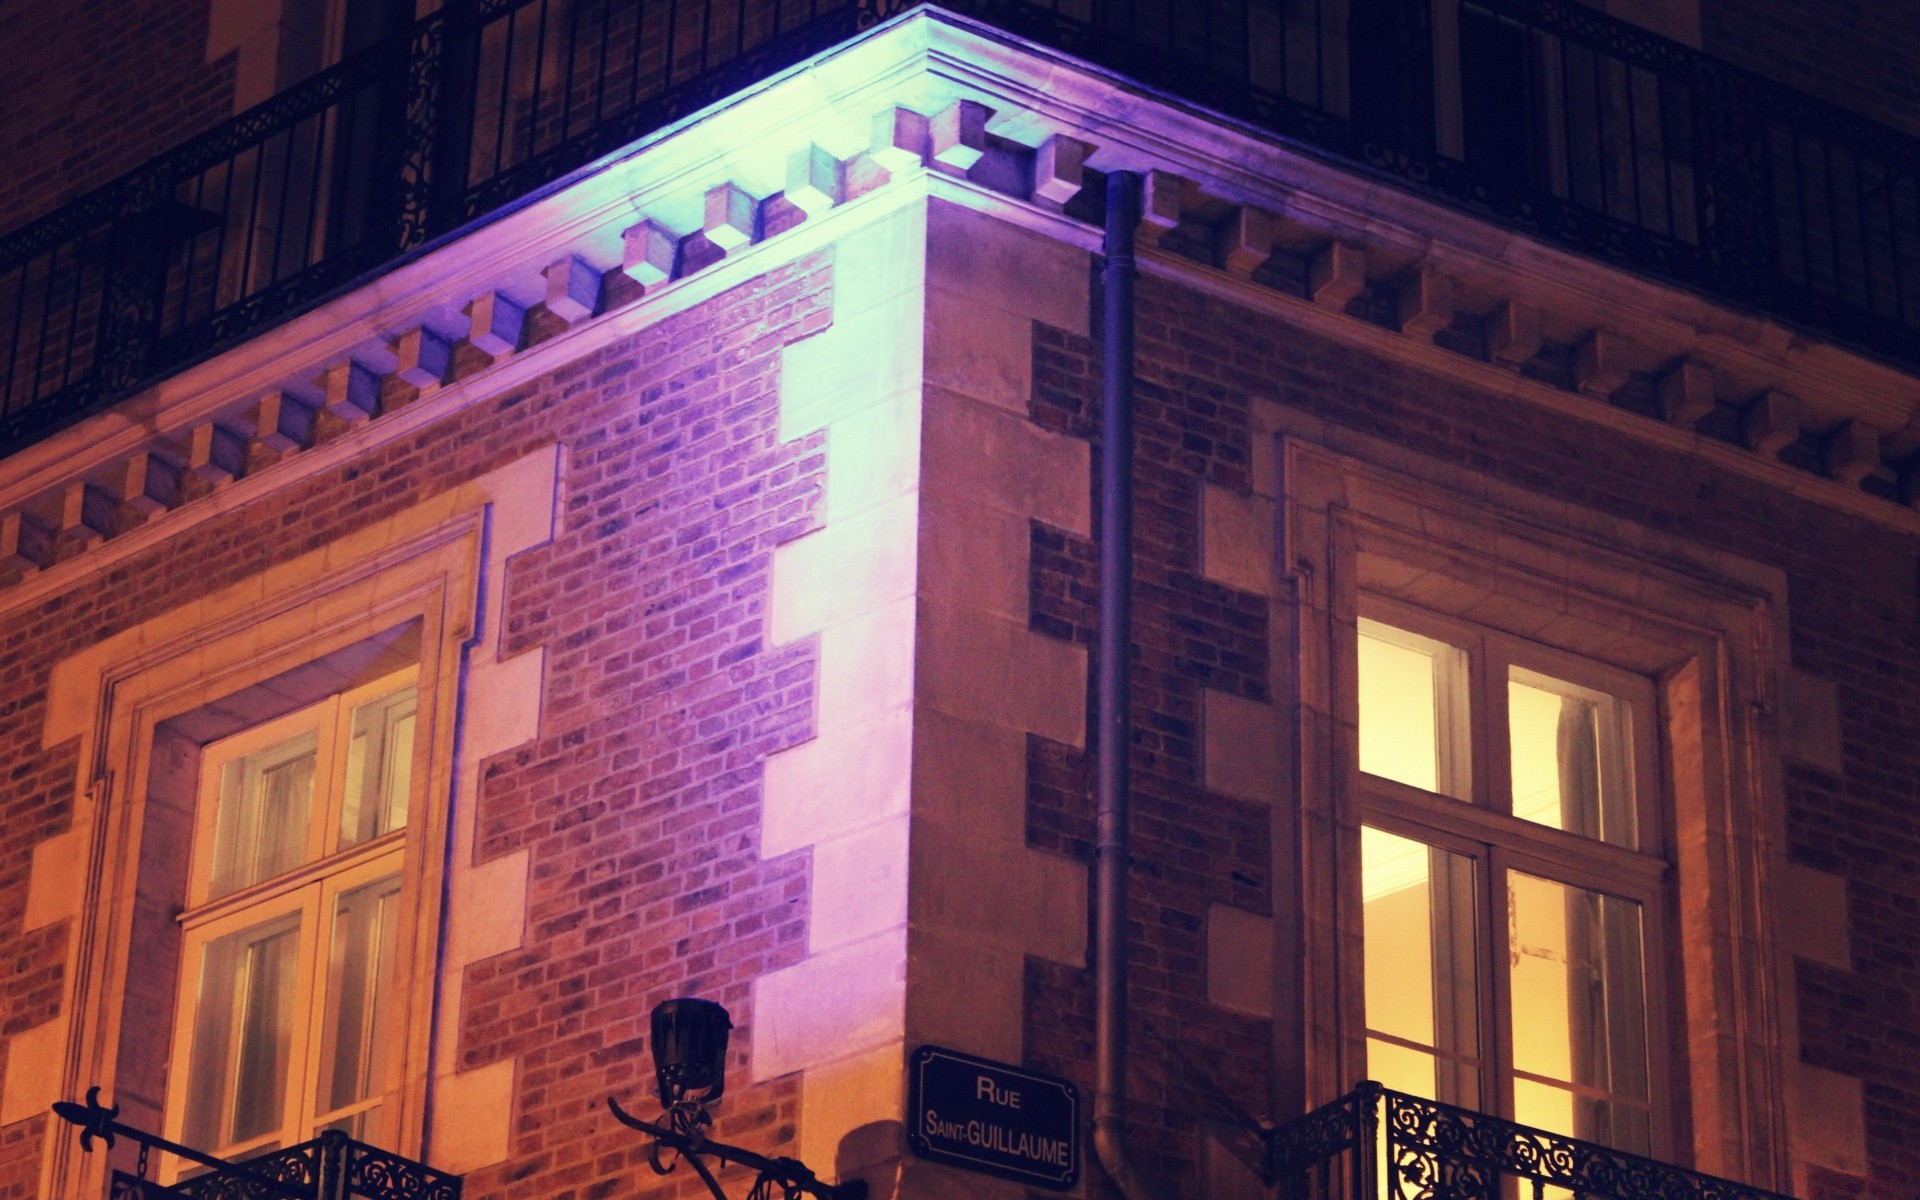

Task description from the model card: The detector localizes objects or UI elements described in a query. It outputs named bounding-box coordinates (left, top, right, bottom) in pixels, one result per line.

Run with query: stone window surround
left=30, top=510, right=484, bottom=1200
left=1280, top=429, right=1793, bottom=1187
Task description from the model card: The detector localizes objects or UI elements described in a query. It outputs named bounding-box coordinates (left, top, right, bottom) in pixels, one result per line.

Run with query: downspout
left=1092, top=169, right=1164, bottom=1200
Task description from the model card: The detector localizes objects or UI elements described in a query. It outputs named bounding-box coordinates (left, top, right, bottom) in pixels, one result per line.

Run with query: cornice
left=2, top=8, right=1915, bottom=595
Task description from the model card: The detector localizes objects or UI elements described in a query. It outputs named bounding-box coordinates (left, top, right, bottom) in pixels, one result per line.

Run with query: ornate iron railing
left=1265, top=1082, right=1797, bottom=1200
left=110, top=1134, right=463, bottom=1200
left=3, top=0, right=1920, bottom=458
left=54, top=1089, right=461, bottom=1200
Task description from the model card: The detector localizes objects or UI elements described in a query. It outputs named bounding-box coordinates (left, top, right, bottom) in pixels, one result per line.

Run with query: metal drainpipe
left=1092, top=168, right=1163, bottom=1200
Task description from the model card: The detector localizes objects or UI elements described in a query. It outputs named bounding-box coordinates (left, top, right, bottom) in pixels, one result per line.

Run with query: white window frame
left=1356, top=596, right=1672, bottom=1154
left=163, top=667, right=421, bottom=1174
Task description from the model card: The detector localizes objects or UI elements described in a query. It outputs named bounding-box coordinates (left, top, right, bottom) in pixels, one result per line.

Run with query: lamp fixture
left=607, top=998, right=867, bottom=1200
left=650, top=997, right=732, bottom=1108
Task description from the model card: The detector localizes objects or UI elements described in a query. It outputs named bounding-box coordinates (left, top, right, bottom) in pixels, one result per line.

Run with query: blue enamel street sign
left=906, top=1045, right=1080, bottom=1190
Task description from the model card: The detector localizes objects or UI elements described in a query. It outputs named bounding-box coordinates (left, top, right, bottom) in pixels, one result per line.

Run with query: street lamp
left=607, top=999, right=867, bottom=1200
left=650, top=997, right=731, bottom=1108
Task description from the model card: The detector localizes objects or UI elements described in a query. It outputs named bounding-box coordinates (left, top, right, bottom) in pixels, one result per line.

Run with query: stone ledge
left=12, top=24, right=1920, bottom=592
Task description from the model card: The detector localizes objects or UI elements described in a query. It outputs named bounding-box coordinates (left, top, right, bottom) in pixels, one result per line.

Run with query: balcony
left=2, top=0, right=1918, bottom=457
left=1267, top=1083, right=1793, bottom=1200
left=108, top=1132, right=462, bottom=1200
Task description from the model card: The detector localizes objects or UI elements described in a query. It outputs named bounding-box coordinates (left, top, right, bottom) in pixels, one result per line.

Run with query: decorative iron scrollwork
left=5, top=0, right=1920, bottom=457
left=51, top=1087, right=119, bottom=1152
left=855, top=0, right=922, bottom=30
left=53, top=1089, right=460, bottom=1200
left=607, top=1094, right=865, bottom=1200
left=1267, top=1084, right=1797, bottom=1200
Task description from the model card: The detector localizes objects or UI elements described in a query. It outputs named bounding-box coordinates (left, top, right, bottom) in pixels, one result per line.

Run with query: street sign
left=906, top=1045, right=1080, bottom=1190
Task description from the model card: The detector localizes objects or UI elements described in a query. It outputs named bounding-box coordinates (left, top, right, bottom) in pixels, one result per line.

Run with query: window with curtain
left=167, top=668, right=419, bottom=1167
left=1354, top=603, right=1666, bottom=1155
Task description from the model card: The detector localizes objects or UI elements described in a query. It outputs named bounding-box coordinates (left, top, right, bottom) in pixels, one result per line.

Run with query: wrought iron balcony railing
left=3, top=0, right=1919, bottom=458
left=110, top=1133, right=463, bottom=1200
left=1266, top=1082, right=1794, bottom=1200
left=54, top=1089, right=461, bottom=1200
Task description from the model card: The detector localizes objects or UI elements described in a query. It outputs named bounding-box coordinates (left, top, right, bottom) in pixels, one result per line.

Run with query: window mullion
left=287, top=883, right=328, bottom=1150
left=312, top=694, right=346, bottom=864
left=1362, top=780, right=1665, bottom=898
left=1483, top=844, right=1516, bottom=1123
left=1479, top=636, right=1514, bottom=819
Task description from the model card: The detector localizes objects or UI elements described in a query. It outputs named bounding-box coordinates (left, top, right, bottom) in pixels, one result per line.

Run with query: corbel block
left=251, top=390, right=314, bottom=453
left=1825, top=420, right=1882, bottom=486
left=0, top=511, right=53, bottom=574
left=1397, top=263, right=1454, bottom=341
left=543, top=255, right=601, bottom=323
left=842, top=152, right=890, bottom=202
left=187, top=422, right=247, bottom=488
left=1138, top=170, right=1186, bottom=246
left=785, top=145, right=846, bottom=215
left=1032, top=135, right=1092, bottom=209
left=1901, top=455, right=1920, bottom=510
left=1657, top=359, right=1716, bottom=427
left=1486, top=300, right=1541, bottom=366
left=1218, top=206, right=1276, bottom=276
left=466, top=292, right=525, bottom=358
left=59, top=481, right=114, bottom=546
left=394, top=327, right=451, bottom=388
left=1575, top=330, right=1638, bottom=397
left=1310, top=241, right=1366, bottom=310
left=116, top=450, right=180, bottom=520
left=1744, top=389, right=1800, bottom=455
left=703, top=184, right=757, bottom=252
left=929, top=100, right=990, bottom=173
left=320, top=361, right=378, bottom=422
left=870, top=107, right=930, bottom=173
left=622, top=220, right=679, bottom=286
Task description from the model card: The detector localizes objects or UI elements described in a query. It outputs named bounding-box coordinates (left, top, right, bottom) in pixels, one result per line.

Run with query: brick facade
left=1014, top=267, right=1920, bottom=1195
left=0, top=0, right=235, bottom=234
left=2, top=6, right=1919, bottom=1200
left=0, top=254, right=830, bottom=1200
left=1702, top=0, right=1920, bottom=137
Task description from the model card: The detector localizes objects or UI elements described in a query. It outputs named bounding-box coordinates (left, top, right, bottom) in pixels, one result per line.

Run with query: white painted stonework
left=908, top=206, right=1093, bottom=1002
left=427, top=448, right=561, bottom=1175
left=756, top=198, right=1095, bottom=1195
left=902, top=201, right=1091, bottom=1200
left=759, top=200, right=929, bottom=1185
left=1777, top=861, right=1870, bottom=1183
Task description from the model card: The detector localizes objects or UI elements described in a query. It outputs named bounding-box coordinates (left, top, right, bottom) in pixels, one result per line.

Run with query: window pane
left=1508, top=668, right=1636, bottom=847
left=211, top=733, right=318, bottom=898
left=1358, top=620, right=1468, bottom=799
left=1363, top=827, right=1480, bottom=1108
left=1507, top=870, right=1652, bottom=1153
left=1513, top=1077, right=1653, bottom=1159
left=318, top=874, right=403, bottom=1125
left=339, top=685, right=417, bottom=849
left=185, top=914, right=302, bottom=1150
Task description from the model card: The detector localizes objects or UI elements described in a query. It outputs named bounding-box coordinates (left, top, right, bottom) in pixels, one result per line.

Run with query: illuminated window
left=167, top=669, right=418, bottom=1163
left=1356, top=605, right=1664, bottom=1154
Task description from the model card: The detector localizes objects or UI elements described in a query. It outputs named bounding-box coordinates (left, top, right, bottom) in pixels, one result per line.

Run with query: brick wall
left=1018, top=268, right=1920, bottom=1197
left=1023, top=313, right=1275, bottom=1187
left=0, top=0, right=236, bottom=235
left=0, top=253, right=830, bottom=1200
left=1700, top=0, right=1920, bottom=134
